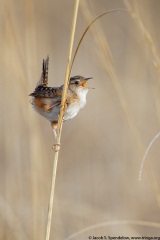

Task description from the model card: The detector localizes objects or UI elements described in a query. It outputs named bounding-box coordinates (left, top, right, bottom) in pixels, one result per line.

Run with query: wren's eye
left=75, top=81, right=79, bottom=85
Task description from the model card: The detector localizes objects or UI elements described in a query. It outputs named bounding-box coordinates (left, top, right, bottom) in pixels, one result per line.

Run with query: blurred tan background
left=1, top=0, right=160, bottom=239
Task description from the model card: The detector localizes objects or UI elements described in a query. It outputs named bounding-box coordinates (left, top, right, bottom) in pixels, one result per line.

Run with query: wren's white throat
left=64, top=87, right=88, bottom=121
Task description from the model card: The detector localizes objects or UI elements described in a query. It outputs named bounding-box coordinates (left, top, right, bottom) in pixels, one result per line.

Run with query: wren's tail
left=36, top=56, right=49, bottom=87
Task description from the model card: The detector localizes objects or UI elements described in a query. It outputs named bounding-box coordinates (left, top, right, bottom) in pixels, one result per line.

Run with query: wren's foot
left=51, top=121, right=61, bottom=151
left=51, top=121, right=58, bottom=138
left=53, top=129, right=57, bottom=138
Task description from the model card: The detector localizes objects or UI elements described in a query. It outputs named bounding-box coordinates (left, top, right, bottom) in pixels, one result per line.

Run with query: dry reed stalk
left=70, top=9, right=128, bottom=74
left=80, top=0, right=160, bottom=206
left=45, top=1, right=80, bottom=240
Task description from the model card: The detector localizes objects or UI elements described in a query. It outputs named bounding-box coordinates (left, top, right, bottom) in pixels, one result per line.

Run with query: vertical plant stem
left=45, top=1, right=79, bottom=240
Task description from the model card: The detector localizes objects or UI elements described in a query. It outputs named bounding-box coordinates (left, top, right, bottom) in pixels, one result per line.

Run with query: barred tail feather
left=36, top=56, right=49, bottom=87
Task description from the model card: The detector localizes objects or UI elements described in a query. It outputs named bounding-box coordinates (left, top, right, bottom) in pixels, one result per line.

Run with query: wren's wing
left=29, top=86, right=63, bottom=111
left=29, top=85, right=63, bottom=98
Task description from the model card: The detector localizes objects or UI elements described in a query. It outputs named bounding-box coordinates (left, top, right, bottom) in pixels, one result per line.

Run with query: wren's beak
left=81, top=77, right=94, bottom=89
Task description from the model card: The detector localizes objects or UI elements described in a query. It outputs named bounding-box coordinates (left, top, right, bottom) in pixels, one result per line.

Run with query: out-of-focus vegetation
left=1, top=0, right=160, bottom=239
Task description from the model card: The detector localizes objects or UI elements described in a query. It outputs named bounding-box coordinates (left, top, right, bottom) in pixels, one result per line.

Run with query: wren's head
left=69, top=75, right=92, bottom=93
